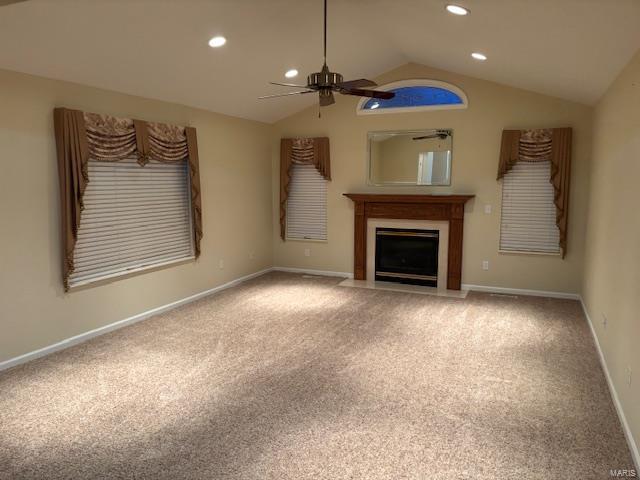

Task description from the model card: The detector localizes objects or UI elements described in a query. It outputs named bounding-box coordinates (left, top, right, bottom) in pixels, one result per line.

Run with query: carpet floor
left=0, top=272, right=633, bottom=479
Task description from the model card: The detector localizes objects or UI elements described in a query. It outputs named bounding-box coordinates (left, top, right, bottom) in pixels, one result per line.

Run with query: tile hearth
left=338, top=278, right=469, bottom=298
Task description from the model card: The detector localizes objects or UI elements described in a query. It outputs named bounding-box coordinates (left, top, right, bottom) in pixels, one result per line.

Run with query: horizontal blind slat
left=75, top=224, right=190, bottom=246
left=74, top=233, right=192, bottom=259
left=72, top=251, right=193, bottom=282
left=73, top=245, right=193, bottom=273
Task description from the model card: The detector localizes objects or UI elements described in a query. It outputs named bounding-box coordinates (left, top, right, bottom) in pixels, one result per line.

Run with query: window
left=68, top=158, right=194, bottom=287
left=499, top=161, right=560, bottom=254
left=357, top=79, right=468, bottom=115
left=286, top=164, right=327, bottom=241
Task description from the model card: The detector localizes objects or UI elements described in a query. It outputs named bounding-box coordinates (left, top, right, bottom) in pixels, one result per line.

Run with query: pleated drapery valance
left=54, top=107, right=203, bottom=290
left=280, top=137, right=331, bottom=240
left=497, top=127, right=572, bottom=257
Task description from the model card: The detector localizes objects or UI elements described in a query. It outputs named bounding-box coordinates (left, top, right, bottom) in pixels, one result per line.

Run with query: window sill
left=498, top=249, right=561, bottom=257
left=285, top=237, right=328, bottom=244
left=68, top=256, right=196, bottom=291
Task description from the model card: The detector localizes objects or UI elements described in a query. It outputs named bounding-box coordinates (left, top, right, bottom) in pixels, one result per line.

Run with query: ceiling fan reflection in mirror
left=259, top=0, right=395, bottom=113
left=413, top=130, right=452, bottom=141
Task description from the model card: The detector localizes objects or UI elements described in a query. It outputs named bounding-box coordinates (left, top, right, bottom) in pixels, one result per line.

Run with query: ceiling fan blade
left=258, top=91, right=314, bottom=99
left=335, top=78, right=377, bottom=89
left=269, top=82, right=311, bottom=89
left=413, top=135, right=439, bottom=140
left=0, top=0, right=28, bottom=5
left=319, top=92, right=335, bottom=107
left=339, top=88, right=395, bottom=100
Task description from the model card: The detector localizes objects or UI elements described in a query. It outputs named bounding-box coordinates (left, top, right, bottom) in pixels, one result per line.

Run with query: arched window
left=356, top=80, right=468, bottom=115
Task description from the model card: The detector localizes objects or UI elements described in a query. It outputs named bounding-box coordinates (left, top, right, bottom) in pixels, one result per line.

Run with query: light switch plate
left=484, top=204, right=492, bottom=214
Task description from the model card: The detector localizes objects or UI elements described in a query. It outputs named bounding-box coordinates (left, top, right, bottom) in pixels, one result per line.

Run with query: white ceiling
left=0, top=0, right=639, bottom=123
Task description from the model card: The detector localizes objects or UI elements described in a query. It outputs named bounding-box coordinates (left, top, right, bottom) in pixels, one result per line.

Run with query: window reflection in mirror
left=368, top=129, right=452, bottom=186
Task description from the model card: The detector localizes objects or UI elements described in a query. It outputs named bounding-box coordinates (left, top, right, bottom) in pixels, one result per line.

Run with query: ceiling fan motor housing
left=308, top=66, right=343, bottom=88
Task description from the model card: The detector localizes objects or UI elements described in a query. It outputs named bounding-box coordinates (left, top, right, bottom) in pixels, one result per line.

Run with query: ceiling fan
left=259, top=0, right=395, bottom=110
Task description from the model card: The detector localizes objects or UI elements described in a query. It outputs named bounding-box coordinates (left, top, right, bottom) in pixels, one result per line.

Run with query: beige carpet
left=0, top=272, right=633, bottom=479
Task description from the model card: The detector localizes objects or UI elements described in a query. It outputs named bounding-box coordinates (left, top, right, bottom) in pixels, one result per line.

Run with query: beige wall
left=0, top=69, right=273, bottom=363
left=583, top=51, right=640, bottom=458
left=272, top=63, right=593, bottom=293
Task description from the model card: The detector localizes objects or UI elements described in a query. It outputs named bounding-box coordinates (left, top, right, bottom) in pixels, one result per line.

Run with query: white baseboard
left=580, top=297, right=639, bottom=470
left=272, top=266, right=353, bottom=278
left=462, top=283, right=580, bottom=300
left=0, top=268, right=272, bottom=372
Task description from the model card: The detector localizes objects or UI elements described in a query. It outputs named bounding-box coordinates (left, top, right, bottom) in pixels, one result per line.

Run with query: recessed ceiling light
left=471, top=52, right=487, bottom=61
left=370, top=102, right=380, bottom=109
left=285, top=69, right=299, bottom=78
left=208, top=36, right=226, bottom=48
left=446, top=4, right=469, bottom=15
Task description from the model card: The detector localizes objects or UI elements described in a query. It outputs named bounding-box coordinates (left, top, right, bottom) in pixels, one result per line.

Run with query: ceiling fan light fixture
left=471, top=52, right=487, bottom=61
left=208, top=36, right=226, bottom=48
left=285, top=69, right=299, bottom=78
left=370, top=102, right=380, bottom=109
left=446, top=4, right=469, bottom=15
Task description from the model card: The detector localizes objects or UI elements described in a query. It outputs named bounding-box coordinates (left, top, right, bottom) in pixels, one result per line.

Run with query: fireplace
left=343, top=194, right=474, bottom=290
left=375, top=228, right=439, bottom=287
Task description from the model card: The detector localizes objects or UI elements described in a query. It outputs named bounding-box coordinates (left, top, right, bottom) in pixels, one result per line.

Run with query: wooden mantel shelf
left=343, top=194, right=475, bottom=204
left=343, top=193, right=475, bottom=290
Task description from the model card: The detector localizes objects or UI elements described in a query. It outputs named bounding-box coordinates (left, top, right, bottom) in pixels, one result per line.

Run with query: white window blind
left=68, top=158, right=194, bottom=288
left=286, top=163, right=327, bottom=241
left=499, top=160, right=560, bottom=254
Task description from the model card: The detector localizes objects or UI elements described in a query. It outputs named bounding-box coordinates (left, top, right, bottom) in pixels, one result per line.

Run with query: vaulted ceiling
left=1, top=0, right=639, bottom=123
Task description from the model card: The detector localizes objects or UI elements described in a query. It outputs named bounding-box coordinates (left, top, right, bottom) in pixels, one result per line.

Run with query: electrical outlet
left=627, top=366, right=632, bottom=387
left=602, top=313, right=608, bottom=330
left=484, top=204, right=492, bottom=214
left=304, top=248, right=311, bottom=257
left=218, top=259, right=225, bottom=269
left=482, top=260, right=489, bottom=270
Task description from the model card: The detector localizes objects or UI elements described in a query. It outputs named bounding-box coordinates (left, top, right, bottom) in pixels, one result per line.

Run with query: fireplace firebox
left=375, top=228, right=439, bottom=287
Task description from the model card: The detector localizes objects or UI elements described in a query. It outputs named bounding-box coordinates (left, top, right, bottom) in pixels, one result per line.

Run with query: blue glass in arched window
left=362, top=86, right=464, bottom=110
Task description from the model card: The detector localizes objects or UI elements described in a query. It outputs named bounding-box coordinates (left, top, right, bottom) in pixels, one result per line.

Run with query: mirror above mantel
left=368, top=129, right=452, bottom=186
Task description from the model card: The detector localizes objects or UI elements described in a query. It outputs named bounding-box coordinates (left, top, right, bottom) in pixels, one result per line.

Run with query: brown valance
left=497, top=127, right=572, bottom=257
left=280, top=137, right=331, bottom=240
left=54, top=107, right=203, bottom=290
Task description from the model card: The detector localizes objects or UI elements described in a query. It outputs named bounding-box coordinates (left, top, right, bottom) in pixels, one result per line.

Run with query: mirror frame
left=367, top=129, right=453, bottom=187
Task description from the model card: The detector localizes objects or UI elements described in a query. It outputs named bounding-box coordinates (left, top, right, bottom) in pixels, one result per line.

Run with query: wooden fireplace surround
left=344, top=194, right=475, bottom=290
